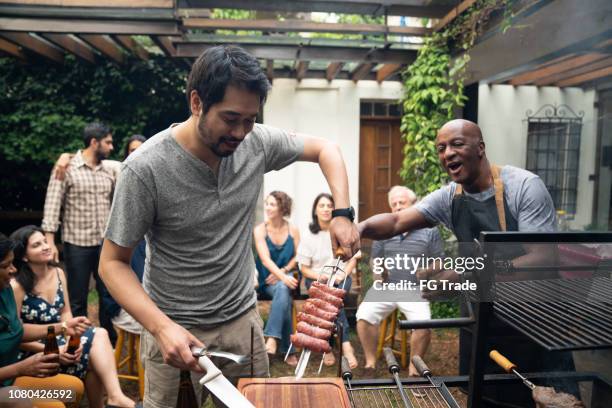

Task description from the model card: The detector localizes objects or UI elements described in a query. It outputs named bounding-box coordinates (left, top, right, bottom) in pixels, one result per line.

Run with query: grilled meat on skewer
left=297, top=312, right=335, bottom=330
left=290, top=333, right=332, bottom=353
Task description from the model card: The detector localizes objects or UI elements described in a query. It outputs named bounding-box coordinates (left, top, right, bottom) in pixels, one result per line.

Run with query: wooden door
left=359, top=119, right=404, bottom=221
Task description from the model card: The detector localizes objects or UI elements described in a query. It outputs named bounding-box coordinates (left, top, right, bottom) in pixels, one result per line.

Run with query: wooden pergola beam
left=0, top=31, right=63, bottom=63
left=0, top=0, right=172, bottom=6
left=556, top=65, right=612, bottom=87
left=434, top=0, right=476, bottom=31
left=182, top=18, right=430, bottom=37
left=295, top=60, right=309, bottom=81
left=113, top=35, right=149, bottom=60
left=326, top=61, right=344, bottom=81
left=79, top=34, right=124, bottom=64
left=534, top=56, right=612, bottom=86
left=176, top=42, right=416, bottom=64
left=170, top=0, right=452, bottom=18
left=153, top=36, right=177, bottom=57
left=509, top=53, right=608, bottom=86
left=42, top=33, right=96, bottom=63
left=351, top=62, right=375, bottom=82
left=0, top=17, right=179, bottom=35
left=0, top=36, right=27, bottom=61
left=376, top=63, right=402, bottom=82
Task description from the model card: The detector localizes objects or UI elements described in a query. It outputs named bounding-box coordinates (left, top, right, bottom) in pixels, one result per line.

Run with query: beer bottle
left=44, top=325, right=60, bottom=370
left=66, top=334, right=80, bottom=355
left=44, top=326, right=60, bottom=355
left=176, top=370, right=198, bottom=408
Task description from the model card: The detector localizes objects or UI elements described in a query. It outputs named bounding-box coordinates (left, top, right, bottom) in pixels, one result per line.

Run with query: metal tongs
left=291, top=249, right=348, bottom=379
left=191, top=346, right=250, bottom=365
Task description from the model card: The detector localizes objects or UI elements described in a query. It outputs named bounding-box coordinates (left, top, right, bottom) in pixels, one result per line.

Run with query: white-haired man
left=356, top=186, right=444, bottom=375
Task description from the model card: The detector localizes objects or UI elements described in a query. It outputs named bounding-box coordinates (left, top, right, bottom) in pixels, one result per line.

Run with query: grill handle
left=341, top=356, right=353, bottom=380
left=383, top=347, right=400, bottom=374
left=489, top=350, right=516, bottom=373
left=412, top=356, right=431, bottom=378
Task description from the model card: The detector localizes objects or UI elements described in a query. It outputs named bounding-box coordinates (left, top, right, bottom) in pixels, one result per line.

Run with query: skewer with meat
left=297, top=312, right=335, bottom=330
left=290, top=333, right=331, bottom=353
left=308, top=285, right=344, bottom=308
left=296, top=322, right=332, bottom=340
left=304, top=297, right=339, bottom=314
left=302, top=302, right=337, bottom=322
left=311, top=281, right=346, bottom=299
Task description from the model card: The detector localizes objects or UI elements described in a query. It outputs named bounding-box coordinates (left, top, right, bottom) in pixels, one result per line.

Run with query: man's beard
left=95, top=148, right=109, bottom=161
left=197, top=116, right=240, bottom=158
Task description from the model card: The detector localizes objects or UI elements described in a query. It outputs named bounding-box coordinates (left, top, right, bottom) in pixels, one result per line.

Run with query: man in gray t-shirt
left=99, top=45, right=360, bottom=407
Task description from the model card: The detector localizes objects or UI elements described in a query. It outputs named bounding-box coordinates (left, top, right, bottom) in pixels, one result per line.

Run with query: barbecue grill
left=397, top=231, right=612, bottom=407
left=341, top=352, right=461, bottom=408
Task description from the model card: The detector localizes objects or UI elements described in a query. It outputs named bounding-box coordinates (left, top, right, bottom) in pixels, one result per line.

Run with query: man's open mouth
left=447, top=162, right=463, bottom=175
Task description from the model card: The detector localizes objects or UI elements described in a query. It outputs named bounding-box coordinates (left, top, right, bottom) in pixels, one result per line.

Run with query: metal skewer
left=294, top=252, right=344, bottom=379
left=384, top=347, right=413, bottom=408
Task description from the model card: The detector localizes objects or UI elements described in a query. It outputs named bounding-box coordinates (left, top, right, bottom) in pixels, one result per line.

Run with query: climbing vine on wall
left=400, top=0, right=512, bottom=197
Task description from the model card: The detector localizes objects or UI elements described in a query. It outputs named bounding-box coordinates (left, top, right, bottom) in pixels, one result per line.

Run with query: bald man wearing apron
left=359, top=119, right=576, bottom=406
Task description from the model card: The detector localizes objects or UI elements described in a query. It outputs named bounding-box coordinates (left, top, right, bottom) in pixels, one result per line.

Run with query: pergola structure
left=464, top=0, right=612, bottom=88
left=0, top=0, right=470, bottom=82
left=0, top=0, right=610, bottom=85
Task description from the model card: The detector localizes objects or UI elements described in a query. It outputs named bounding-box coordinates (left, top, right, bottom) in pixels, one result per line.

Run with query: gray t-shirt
left=371, top=228, right=444, bottom=285
left=105, top=124, right=304, bottom=328
left=415, top=165, right=557, bottom=233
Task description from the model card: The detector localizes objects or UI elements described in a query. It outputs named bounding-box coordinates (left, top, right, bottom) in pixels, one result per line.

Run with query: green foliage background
left=0, top=55, right=189, bottom=211
left=399, top=0, right=510, bottom=197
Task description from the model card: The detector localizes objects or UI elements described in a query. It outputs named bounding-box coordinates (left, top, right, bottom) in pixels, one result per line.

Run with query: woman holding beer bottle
left=0, top=232, right=85, bottom=407
left=10, top=226, right=136, bottom=408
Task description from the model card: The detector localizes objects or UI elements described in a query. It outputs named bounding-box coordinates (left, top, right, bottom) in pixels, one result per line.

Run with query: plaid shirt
left=42, top=151, right=118, bottom=246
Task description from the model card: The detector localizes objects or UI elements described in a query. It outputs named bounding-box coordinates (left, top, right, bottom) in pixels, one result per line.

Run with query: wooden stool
left=114, top=327, right=144, bottom=399
left=376, top=310, right=408, bottom=368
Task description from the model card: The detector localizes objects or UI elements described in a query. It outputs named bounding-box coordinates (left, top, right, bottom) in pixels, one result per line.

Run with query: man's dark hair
left=186, top=45, right=270, bottom=113
left=83, top=122, right=111, bottom=147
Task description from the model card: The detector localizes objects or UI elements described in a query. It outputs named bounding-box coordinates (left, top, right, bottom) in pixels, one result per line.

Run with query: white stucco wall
left=262, top=78, right=403, bottom=232
left=478, top=84, right=597, bottom=229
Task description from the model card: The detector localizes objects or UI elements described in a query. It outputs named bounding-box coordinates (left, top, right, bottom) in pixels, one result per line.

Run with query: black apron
left=452, top=165, right=576, bottom=407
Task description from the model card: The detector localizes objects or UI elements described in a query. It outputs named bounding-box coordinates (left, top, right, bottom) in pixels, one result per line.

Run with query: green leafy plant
left=400, top=0, right=511, bottom=197
left=0, top=55, right=188, bottom=211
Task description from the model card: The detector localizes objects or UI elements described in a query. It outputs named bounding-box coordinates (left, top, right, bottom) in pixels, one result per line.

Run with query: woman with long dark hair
left=10, top=226, right=136, bottom=408
left=296, top=193, right=359, bottom=368
left=0, top=232, right=85, bottom=406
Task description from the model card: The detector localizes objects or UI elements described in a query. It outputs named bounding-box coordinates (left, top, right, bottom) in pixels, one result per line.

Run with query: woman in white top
left=296, top=193, right=359, bottom=368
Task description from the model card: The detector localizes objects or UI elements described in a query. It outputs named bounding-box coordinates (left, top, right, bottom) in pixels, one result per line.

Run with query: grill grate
left=494, top=277, right=612, bottom=351
left=345, top=383, right=457, bottom=408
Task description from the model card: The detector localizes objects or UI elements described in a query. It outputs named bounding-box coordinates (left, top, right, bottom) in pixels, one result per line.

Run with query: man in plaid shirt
left=42, top=122, right=118, bottom=343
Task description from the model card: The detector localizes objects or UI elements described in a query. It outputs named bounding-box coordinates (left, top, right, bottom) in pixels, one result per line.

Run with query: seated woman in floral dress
left=10, top=226, right=136, bottom=408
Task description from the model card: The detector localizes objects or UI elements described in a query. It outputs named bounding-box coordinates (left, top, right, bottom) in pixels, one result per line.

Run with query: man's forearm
left=359, top=213, right=401, bottom=240
left=318, top=142, right=350, bottom=208
left=99, top=254, right=172, bottom=335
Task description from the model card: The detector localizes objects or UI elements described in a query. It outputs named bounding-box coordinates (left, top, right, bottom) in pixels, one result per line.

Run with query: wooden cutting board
left=238, top=377, right=351, bottom=408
